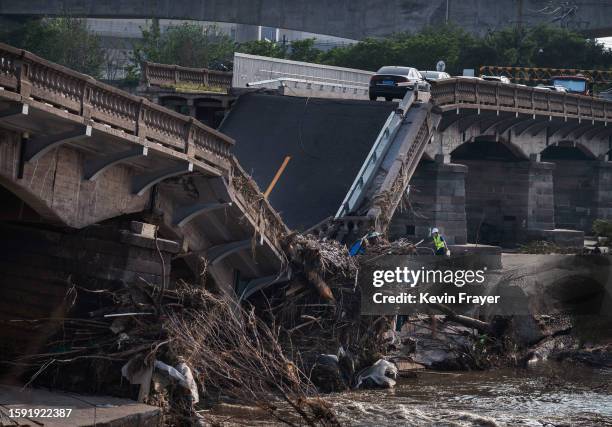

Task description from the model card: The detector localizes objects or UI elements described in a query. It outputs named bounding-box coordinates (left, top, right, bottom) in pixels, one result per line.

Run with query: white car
left=419, top=71, right=451, bottom=82
left=535, top=85, right=568, bottom=93
left=480, top=75, right=511, bottom=84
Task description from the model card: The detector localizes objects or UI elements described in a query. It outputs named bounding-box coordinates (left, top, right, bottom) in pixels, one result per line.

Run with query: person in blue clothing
left=431, top=227, right=450, bottom=256
left=349, top=231, right=381, bottom=256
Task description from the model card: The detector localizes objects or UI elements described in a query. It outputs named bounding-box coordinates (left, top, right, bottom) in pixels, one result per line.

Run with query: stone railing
left=430, top=78, right=612, bottom=123
left=229, top=157, right=289, bottom=251
left=142, top=62, right=233, bottom=92
left=0, top=43, right=234, bottom=171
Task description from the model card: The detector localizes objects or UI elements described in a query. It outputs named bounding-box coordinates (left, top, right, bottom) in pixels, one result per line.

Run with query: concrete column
left=548, top=159, right=597, bottom=232
left=389, top=155, right=467, bottom=244
left=594, top=160, right=612, bottom=222
left=460, top=159, right=530, bottom=246
left=527, top=158, right=555, bottom=231
left=186, top=99, right=197, bottom=118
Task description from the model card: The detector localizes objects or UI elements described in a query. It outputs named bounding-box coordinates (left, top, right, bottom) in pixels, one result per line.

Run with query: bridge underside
left=1, top=0, right=611, bottom=39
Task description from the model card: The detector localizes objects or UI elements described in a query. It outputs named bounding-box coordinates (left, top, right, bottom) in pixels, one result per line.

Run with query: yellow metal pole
left=264, top=156, right=291, bottom=199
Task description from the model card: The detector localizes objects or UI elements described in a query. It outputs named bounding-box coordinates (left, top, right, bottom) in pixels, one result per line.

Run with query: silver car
left=420, top=71, right=451, bottom=82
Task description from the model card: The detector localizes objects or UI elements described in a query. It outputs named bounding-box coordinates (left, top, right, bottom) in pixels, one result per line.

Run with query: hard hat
left=366, top=231, right=381, bottom=239
left=431, top=227, right=439, bottom=234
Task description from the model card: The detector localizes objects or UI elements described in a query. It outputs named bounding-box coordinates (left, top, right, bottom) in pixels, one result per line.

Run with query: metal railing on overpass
left=430, top=78, right=612, bottom=123
left=142, top=61, right=233, bottom=93
left=0, top=43, right=234, bottom=171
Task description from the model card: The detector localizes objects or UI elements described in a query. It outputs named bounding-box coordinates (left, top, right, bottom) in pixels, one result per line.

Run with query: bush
left=592, top=219, right=612, bottom=240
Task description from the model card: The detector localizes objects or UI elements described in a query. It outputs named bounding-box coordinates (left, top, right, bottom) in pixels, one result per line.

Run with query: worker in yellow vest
left=431, top=227, right=450, bottom=256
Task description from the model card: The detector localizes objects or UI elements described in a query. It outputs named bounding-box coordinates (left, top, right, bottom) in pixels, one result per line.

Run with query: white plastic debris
left=176, top=362, right=199, bottom=404
left=154, top=360, right=199, bottom=404
left=154, top=360, right=187, bottom=385
left=354, top=359, right=398, bottom=389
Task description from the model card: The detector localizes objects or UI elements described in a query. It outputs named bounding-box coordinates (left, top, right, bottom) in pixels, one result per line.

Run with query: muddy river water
left=211, top=362, right=610, bottom=426
left=327, top=362, right=611, bottom=426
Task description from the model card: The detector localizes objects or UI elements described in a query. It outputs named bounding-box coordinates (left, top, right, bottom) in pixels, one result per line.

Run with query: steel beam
left=132, top=162, right=193, bottom=196
left=172, top=201, right=232, bottom=227
left=84, top=146, right=148, bottom=181
left=206, top=239, right=254, bottom=265
left=24, top=125, right=91, bottom=162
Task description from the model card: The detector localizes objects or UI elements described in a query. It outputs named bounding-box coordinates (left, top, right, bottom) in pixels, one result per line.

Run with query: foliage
left=518, top=240, right=581, bottom=254
left=318, top=25, right=612, bottom=75
left=2, top=16, right=611, bottom=88
left=592, top=219, right=612, bottom=239
left=128, top=19, right=234, bottom=80
left=8, top=17, right=105, bottom=78
left=237, top=25, right=612, bottom=79
left=236, top=39, right=288, bottom=59
left=288, top=38, right=321, bottom=63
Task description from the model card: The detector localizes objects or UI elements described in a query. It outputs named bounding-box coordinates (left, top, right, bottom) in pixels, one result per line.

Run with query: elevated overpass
left=1, top=0, right=611, bottom=39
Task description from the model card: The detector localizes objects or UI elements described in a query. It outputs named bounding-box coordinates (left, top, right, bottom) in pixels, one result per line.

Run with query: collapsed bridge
left=1, top=46, right=612, bottom=350
left=219, top=54, right=612, bottom=248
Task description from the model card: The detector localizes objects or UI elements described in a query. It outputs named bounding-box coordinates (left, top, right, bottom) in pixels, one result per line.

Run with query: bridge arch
left=451, top=136, right=529, bottom=162
left=450, top=137, right=538, bottom=246
left=541, top=141, right=598, bottom=161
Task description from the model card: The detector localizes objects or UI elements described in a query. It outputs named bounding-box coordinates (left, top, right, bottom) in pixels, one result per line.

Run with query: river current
left=328, top=363, right=611, bottom=426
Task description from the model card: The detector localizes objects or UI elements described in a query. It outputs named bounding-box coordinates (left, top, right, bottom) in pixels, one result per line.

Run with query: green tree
left=288, top=38, right=321, bottom=62
left=17, top=17, right=104, bottom=78
left=131, top=20, right=235, bottom=70
left=236, top=39, right=288, bottom=59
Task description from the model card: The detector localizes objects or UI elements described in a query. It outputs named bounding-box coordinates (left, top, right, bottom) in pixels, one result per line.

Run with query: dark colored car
left=369, top=66, right=424, bottom=101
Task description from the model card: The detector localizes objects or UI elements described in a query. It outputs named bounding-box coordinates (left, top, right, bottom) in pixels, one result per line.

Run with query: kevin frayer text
left=372, top=292, right=500, bottom=305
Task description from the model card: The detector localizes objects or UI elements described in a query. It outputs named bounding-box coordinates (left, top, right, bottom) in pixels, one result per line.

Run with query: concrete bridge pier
left=448, top=137, right=573, bottom=247
left=594, top=160, right=612, bottom=222
left=389, top=154, right=467, bottom=245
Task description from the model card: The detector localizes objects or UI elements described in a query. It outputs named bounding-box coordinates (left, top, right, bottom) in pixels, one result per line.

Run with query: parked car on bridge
left=369, top=66, right=425, bottom=101
left=480, top=75, right=511, bottom=84
left=420, top=70, right=451, bottom=82
left=550, top=75, right=590, bottom=95
left=535, top=84, right=568, bottom=93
